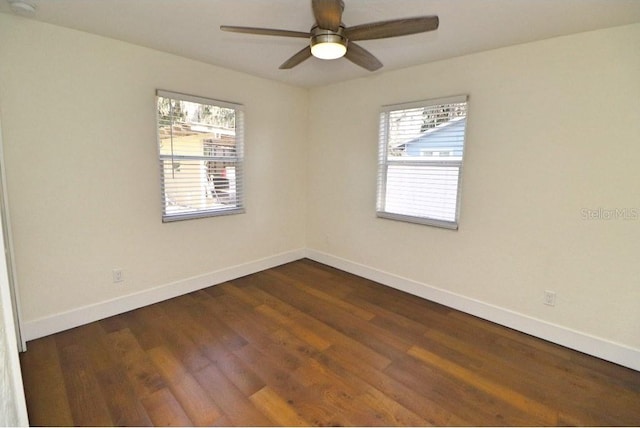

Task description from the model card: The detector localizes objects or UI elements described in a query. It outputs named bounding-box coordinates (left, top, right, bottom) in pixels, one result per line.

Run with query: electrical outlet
left=112, top=268, right=124, bottom=283
left=543, top=290, right=556, bottom=306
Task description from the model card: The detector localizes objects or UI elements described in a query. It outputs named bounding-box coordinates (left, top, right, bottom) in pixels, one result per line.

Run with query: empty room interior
left=1, top=0, right=640, bottom=426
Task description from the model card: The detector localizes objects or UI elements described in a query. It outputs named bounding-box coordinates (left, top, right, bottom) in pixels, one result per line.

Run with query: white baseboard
left=306, top=249, right=640, bottom=372
left=21, top=247, right=640, bottom=372
left=22, top=249, right=306, bottom=342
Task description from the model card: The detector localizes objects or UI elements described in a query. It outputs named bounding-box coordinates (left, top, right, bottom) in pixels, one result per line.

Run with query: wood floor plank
left=255, top=303, right=331, bottom=351
left=57, top=344, right=114, bottom=426
left=147, top=346, right=223, bottom=426
left=116, top=308, right=166, bottom=351
left=140, top=388, right=193, bottom=427
left=182, top=290, right=249, bottom=351
left=421, top=324, right=634, bottom=423
left=99, top=313, right=130, bottom=334
left=155, top=293, right=268, bottom=398
left=20, top=259, right=640, bottom=427
left=448, top=309, right=573, bottom=361
left=203, top=289, right=279, bottom=340
left=275, top=260, right=356, bottom=299
left=194, top=364, right=275, bottom=426
left=103, top=328, right=166, bottom=398
left=245, top=285, right=336, bottom=351
left=234, top=343, right=347, bottom=426
left=19, top=336, right=74, bottom=427
left=408, top=344, right=558, bottom=425
left=297, top=356, right=427, bottom=426
left=139, top=302, right=211, bottom=373
left=290, top=360, right=364, bottom=426
left=207, top=294, right=305, bottom=372
left=384, top=351, right=542, bottom=426
left=348, top=272, right=452, bottom=322
left=95, top=364, right=153, bottom=426
left=249, top=386, right=311, bottom=427
left=285, top=327, right=407, bottom=425
left=203, top=347, right=265, bottom=397
left=225, top=281, right=332, bottom=352
left=268, top=268, right=376, bottom=320
left=315, top=347, right=458, bottom=426
left=252, top=272, right=393, bottom=370
left=219, top=281, right=265, bottom=307
left=167, top=291, right=267, bottom=397
left=53, top=322, right=114, bottom=373
left=479, top=333, right=636, bottom=419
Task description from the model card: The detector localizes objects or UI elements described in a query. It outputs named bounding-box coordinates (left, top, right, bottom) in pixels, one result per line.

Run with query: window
left=376, top=95, right=468, bottom=229
left=156, top=90, right=244, bottom=222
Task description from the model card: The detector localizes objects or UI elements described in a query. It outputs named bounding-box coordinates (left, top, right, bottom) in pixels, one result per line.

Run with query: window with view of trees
left=377, top=95, right=468, bottom=229
left=156, top=90, right=244, bottom=221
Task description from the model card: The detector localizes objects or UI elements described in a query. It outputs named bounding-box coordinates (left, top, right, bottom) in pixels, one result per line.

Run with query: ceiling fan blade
left=312, top=0, right=344, bottom=31
left=344, top=42, right=383, bottom=71
left=279, top=46, right=313, bottom=69
left=345, top=16, right=439, bottom=41
left=220, top=25, right=309, bottom=38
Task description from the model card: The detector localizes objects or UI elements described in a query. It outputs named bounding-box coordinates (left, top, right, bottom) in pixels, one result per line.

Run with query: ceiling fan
left=220, top=0, right=439, bottom=71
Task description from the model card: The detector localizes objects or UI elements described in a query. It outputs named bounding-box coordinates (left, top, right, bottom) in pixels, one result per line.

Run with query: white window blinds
left=377, top=95, right=468, bottom=229
left=156, top=90, right=244, bottom=222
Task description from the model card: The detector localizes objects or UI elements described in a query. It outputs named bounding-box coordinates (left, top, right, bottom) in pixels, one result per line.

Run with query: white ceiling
left=2, top=0, right=640, bottom=88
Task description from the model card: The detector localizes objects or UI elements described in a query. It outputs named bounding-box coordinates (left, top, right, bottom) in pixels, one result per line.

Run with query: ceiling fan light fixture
left=310, top=28, right=347, bottom=60
left=220, top=1, right=440, bottom=71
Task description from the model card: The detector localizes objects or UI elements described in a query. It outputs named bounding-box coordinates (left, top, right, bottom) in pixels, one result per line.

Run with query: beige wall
left=0, top=12, right=638, bottom=360
left=0, top=14, right=308, bottom=323
left=307, top=23, right=640, bottom=349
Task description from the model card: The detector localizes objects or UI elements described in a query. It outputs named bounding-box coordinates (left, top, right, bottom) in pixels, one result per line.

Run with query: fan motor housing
left=310, top=25, right=348, bottom=59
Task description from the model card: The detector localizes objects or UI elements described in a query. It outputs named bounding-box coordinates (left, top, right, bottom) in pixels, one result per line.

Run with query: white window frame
left=376, top=95, right=468, bottom=230
left=156, top=90, right=245, bottom=222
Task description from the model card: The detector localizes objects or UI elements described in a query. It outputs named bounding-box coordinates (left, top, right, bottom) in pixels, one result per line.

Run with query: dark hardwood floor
left=19, top=259, right=640, bottom=426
